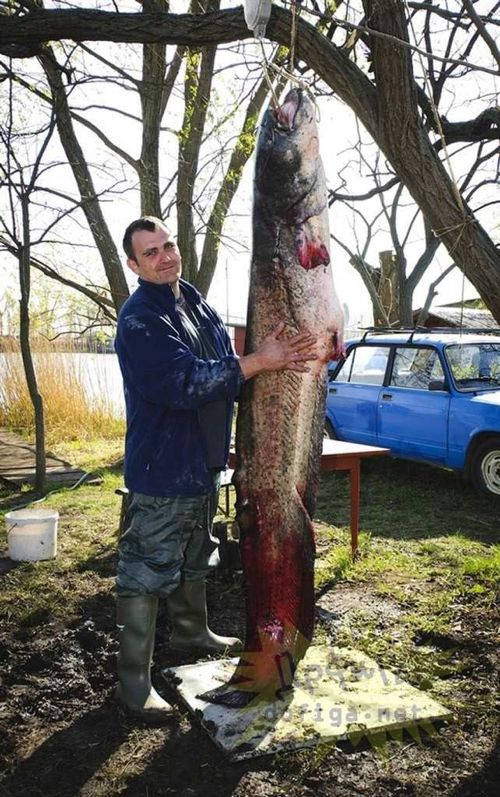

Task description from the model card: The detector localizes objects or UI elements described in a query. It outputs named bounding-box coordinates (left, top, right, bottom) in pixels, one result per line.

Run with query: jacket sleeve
left=116, top=306, right=244, bottom=409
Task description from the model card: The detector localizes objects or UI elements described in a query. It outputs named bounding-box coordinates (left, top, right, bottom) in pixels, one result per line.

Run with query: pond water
left=0, top=352, right=125, bottom=418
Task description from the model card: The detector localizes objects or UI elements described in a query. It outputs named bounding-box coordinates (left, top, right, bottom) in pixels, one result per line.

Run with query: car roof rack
left=359, top=327, right=500, bottom=344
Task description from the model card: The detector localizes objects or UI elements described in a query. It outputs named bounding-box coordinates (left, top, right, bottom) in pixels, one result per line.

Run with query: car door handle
left=382, top=393, right=393, bottom=400
left=328, top=387, right=337, bottom=394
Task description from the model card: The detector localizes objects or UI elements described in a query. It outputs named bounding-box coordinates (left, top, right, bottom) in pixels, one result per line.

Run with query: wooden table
left=318, top=440, right=390, bottom=557
left=227, top=440, right=389, bottom=558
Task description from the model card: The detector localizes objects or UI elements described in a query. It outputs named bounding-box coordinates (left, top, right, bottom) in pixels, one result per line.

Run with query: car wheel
left=471, top=437, right=500, bottom=496
left=324, top=420, right=337, bottom=440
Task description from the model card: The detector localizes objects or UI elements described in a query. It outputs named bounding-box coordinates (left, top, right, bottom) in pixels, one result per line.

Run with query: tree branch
left=77, top=42, right=140, bottom=87
left=406, top=2, right=472, bottom=26
left=177, top=0, right=219, bottom=282
left=0, top=235, right=116, bottom=320
left=3, top=3, right=500, bottom=320
left=70, top=110, right=139, bottom=169
left=1, top=6, right=495, bottom=73
left=461, top=0, right=500, bottom=71
left=197, top=49, right=288, bottom=296
left=416, top=263, right=456, bottom=326
left=328, top=176, right=400, bottom=204
left=437, top=108, right=500, bottom=149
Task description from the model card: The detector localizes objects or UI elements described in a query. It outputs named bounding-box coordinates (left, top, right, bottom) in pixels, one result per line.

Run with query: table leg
left=350, top=462, right=361, bottom=558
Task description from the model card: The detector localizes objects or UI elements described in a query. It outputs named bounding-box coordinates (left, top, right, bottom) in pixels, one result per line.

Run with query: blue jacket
left=115, top=278, right=243, bottom=497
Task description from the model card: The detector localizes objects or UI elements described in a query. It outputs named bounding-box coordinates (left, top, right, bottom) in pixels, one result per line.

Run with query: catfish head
left=255, top=88, right=320, bottom=218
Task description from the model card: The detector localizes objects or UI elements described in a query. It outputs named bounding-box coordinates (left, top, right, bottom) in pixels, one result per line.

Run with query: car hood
left=468, top=389, right=500, bottom=406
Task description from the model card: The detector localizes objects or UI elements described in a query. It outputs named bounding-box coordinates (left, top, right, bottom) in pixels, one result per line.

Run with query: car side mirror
left=428, top=379, right=448, bottom=392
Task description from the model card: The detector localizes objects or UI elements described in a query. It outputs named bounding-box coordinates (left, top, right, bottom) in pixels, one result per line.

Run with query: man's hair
left=122, top=216, right=169, bottom=261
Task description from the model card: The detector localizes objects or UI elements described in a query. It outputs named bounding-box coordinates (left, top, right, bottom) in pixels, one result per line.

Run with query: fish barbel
left=203, top=88, right=344, bottom=707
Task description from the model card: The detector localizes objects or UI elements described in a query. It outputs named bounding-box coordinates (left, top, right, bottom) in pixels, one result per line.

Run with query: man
left=115, top=216, right=316, bottom=717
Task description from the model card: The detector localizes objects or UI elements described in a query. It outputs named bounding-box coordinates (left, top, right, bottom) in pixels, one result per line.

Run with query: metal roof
left=414, top=305, right=497, bottom=330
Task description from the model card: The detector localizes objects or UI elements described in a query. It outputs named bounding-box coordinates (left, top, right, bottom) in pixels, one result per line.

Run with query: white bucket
left=5, top=508, right=59, bottom=562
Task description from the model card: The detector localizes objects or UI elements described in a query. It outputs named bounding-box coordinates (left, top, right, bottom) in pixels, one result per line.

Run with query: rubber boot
left=116, top=595, right=174, bottom=717
left=167, top=580, right=242, bottom=653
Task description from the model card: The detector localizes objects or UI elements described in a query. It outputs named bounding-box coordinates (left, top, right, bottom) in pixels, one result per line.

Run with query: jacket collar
left=137, top=278, right=202, bottom=310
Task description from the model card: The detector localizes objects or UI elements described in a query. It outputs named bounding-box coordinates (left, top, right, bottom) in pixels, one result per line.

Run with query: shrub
left=0, top=338, right=124, bottom=445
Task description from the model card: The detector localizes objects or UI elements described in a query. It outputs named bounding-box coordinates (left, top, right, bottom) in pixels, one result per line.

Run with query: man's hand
left=238, top=322, right=317, bottom=381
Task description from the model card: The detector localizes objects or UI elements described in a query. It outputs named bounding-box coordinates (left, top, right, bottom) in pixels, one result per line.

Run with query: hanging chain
left=256, top=1, right=320, bottom=119
left=289, top=0, right=298, bottom=73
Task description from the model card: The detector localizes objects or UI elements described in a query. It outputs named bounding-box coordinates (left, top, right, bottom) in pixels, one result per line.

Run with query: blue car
left=325, top=329, right=500, bottom=495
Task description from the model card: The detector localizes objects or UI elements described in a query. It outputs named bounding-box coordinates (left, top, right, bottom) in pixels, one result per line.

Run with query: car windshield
left=445, top=343, right=500, bottom=390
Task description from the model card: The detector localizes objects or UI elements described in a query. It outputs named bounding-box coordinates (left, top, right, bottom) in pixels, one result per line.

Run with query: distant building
left=224, top=316, right=246, bottom=356
left=413, top=300, right=499, bottom=331
left=232, top=324, right=246, bottom=356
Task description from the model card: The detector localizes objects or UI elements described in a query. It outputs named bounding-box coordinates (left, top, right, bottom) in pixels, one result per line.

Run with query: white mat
left=163, top=645, right=451, bottom=761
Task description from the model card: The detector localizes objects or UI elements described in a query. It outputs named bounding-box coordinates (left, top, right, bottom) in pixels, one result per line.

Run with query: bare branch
left=160, top=44, right=184, bottom=117
left=77, top=42, right=140, bottom=87
left=460, top=142, right=500, bottom=195
left=197, top=49, right=288, bottom=296
left=69, top=103, right=142, bottom=124
left=0, top=7, right=496, bottom=75
left=38, top=45, right=130, bottom=313
left=461, top=0, right=500, bottom=71
left=328, top=176, right=400, bottom=204
left=406, top=3, right=469, bottom=27
left=70, top=110, right=138, bottom=169
left=0, top=235, right=116, bottom=320
left=335, top=246, right=391, bottom=327
left=321, top=7, right=500, bottom=75
left=416, top=263, right=457, bottom=326
left=438, top=108, right=500, bottom=149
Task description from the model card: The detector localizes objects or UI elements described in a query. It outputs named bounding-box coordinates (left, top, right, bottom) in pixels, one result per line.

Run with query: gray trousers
left=116, top=476, right=220, bottom=597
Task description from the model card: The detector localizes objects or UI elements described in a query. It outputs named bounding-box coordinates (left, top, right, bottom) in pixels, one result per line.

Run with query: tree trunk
left=362, top=0, right=500, bottom=321
left=349, top=255, right=390, bottom=327
left=38, top=48, right=130, bottom=315
left=139, top=0, right=167, bottom=216
left=377, top=251, right=400, bottom=326
left=197, top=54, right=287, bottom=297
left=19, top=195, right=45, bottom=492
left=176, top=23, right=217, bottom=283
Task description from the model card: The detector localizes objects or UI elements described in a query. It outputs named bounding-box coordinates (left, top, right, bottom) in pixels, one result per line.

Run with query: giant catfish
left=204, top=88, right=344, bottom=707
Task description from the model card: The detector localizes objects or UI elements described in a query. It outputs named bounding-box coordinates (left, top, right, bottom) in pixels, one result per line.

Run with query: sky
left=205, top=90, right=488, bottom=333
left=0, top=1, right=498, bottom=335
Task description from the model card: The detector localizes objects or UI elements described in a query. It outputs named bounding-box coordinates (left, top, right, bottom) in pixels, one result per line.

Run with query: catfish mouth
left=273, top=89, right=302, bottom=131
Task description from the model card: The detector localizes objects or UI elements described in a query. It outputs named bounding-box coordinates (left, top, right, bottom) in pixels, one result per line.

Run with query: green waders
left=116, top=595, right=174, bottom=717
left=167, top=579, right=242, bottom=652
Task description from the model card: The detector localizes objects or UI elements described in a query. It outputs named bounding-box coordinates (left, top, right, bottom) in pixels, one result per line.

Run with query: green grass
left=0, top=465, right=122, bottom=627
left=0, top=439, right=498, bottom=795
left=311, top=456, right=499, bottom=720
left=461, top=546, right=500, bottom=581
left=316, top=457, right=498, bottom=544
left=0, top=442, right=498, bottom=724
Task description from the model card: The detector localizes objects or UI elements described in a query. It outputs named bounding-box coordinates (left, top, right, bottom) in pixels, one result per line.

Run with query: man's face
left=127, top=226, right=182, bottom=287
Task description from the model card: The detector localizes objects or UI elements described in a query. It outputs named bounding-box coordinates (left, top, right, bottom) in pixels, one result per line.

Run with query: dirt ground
left=0, top=559, right=498, bottom=797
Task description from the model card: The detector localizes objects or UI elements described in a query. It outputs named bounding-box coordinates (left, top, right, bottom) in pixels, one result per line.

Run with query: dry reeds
left=0, top=338, right=124, bottom=444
